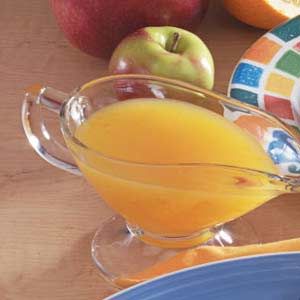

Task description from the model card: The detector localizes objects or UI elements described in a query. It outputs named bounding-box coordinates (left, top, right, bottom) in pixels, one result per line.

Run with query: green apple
left=109, top=26, right=214, bottom=90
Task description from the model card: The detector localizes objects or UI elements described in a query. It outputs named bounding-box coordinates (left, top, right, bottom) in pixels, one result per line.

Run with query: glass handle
left=22, top=84, right=82, bottom=176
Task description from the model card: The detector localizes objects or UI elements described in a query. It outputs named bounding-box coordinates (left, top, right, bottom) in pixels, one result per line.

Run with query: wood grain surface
left=1, top=1, right=299, bottom=299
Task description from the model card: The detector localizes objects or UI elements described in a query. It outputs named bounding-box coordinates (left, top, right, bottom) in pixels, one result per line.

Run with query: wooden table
left=1, top=1, right=300, bottom=299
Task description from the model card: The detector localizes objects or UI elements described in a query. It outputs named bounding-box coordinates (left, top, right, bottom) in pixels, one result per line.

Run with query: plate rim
left=105, top=251, right=300, bottom=300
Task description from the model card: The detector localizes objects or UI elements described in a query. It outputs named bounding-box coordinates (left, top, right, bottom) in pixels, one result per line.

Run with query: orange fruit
left=234, top=115, right=274, bottom=141
left=223, top=0, right=300, bottom=29
left=114, top=238, right=300, bottom=288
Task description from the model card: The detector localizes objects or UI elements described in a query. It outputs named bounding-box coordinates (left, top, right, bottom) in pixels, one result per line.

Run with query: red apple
left=49, top=0, right=209, bottom=58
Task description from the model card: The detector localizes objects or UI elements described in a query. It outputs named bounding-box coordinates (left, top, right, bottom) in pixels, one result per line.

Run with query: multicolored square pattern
left=228, top=15, right=300, bottom=130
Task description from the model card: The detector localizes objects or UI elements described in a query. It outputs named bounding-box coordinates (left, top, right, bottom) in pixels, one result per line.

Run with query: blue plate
left=106, top=253, right=300, bottom=300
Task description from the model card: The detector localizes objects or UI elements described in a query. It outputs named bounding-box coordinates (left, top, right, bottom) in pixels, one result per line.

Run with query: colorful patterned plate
left=228, top=16, right=300, bottom=130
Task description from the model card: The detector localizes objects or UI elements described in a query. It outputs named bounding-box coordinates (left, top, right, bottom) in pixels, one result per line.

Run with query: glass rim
left=59, top=74, right=299, bottom=180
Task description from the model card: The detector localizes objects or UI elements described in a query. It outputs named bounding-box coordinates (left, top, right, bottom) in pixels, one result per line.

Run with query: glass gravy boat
left=22, top=74, right=300, bottom=285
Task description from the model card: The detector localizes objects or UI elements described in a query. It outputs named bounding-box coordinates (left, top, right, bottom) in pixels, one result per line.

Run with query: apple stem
left=169, top=32, right=181, bottom=53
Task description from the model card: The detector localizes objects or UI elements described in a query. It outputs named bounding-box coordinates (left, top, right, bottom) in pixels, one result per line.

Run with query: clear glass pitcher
left=22, top=74, right=300, bottom=286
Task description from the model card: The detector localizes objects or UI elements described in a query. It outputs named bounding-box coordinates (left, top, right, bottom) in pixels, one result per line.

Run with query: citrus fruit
left=223, top=0, right=300, bottom=29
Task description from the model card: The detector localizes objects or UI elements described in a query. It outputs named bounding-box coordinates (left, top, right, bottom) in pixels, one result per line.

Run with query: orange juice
left=73, top=99, right=280, bottom=238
